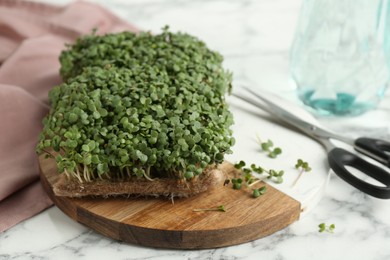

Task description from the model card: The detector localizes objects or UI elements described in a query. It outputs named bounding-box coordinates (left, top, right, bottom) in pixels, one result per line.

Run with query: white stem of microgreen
left=292, top=168, right=304, bottom=188
left=84, top=165, right=92, bottom=182
left=120, top=168, right=125, bottom=180
left=292, top=159, right=312, bottom=187
left=126, top=167, right=131, bottom=178
left=255, top=133, right=262, bottom=146
left=105, top=172, right=111, bottom=179
left=63, top=168, right=70, bottom=179
left=82, top=166, right=87, bottom=182
left=88, top=167, right=93, bottom=182
left=98, top=171, right=104, bottom=180
left=143, top=166, right=154, bottom=181
left=248, top=179, right=262, bottom=187
left=69, top=168, right=83, bottom=183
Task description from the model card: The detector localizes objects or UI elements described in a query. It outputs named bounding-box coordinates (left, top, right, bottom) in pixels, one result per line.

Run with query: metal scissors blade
left=233, top=87, right=353, bottom=146
left=237, top=88, right=390, bottom=165
left=233, top=87, right=390, bottom=199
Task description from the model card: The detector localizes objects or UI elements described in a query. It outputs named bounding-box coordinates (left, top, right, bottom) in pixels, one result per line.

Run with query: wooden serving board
left=39, top=155, right=300, bottom=249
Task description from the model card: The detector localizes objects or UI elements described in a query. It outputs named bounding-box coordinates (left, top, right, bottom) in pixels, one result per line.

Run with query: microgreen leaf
left=252, top=186, right=267, bottom=198
left=318, top=223, right=335, bottom=233
left=261, top=140, right=273, bottom=151
left=234, top=160, right=246, bottom=169
left=255, top=134, right=282, bottom=158
left=232, top=178, right=243, bottom=190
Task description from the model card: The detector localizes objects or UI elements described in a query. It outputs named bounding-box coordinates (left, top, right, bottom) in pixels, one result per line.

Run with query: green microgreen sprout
left=230, top=160, right=283, bottom=200
left=256, top=134, right=283, bottom=158
left=234, top=160, right=246, bottom=169
left=232, top=178, right=243, bottom=190
left=252, top=186, right=267, bottom=198
left=244, top=171, right=255, bottom=185
left=318, top=223, right=335, bottom=233
left=250, top=163, right=284, bottom=184
left=193, top=204, right=226, bottom=212
left=267, top=169, right=285, bottom=184
left=292, top=159, right=312, bottom=187
left=232, top=161, right=284, bottom=189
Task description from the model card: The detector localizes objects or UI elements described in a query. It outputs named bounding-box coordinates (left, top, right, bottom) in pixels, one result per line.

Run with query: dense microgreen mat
left=37, top=27, right=235, bottom=182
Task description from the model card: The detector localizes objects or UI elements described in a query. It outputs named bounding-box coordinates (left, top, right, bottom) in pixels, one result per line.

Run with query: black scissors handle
left=354, top=137, right=390, bottom=167
left=328, top=148, right=390, bottom=199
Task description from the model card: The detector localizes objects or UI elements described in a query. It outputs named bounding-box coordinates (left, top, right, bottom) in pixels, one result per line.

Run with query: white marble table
left=2, top=0, right=390, bottom=259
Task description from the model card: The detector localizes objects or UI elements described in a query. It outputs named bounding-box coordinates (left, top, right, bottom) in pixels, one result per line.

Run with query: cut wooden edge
left=38, top=154, right=301, bottom=249
left=76, top=204, right=300, bottom=249
left=42, top=183, right=300, bottom=249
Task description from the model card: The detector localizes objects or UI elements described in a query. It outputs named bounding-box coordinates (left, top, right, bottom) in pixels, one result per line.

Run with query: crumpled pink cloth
left=0, top=0, right=137, bottom=232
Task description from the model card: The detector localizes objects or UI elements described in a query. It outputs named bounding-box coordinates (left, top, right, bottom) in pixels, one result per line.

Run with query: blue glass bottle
left=290, top=0, right=390, bottom=116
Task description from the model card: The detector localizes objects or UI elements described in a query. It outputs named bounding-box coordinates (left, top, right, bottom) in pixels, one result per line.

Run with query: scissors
left=233, top=87, right=390, bottom=199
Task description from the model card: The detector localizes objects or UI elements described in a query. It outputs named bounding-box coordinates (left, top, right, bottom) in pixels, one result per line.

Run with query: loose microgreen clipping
left=250, top=163, right=264, bottom=174
left=234, top=160, right=246, bottom=169
left=235, top=161, right=284, bottom=185
left=292, top=159, right=312, bottom=187
left=252, top=186, right=267, bottom=198
left=193, top=205, right=226, bottom=212
left=267, top=169, right=285, bottom=184
left=244, top=170, right=255, bottom=185
left=256, top=134, right=282, bottom=158
left=318, top=223, right=335, bottom=233
left=295, top=159, right=312, bottom=172
left=261, top=139, right=274, bottom=151
left=232, top=178, right=243, bottom=190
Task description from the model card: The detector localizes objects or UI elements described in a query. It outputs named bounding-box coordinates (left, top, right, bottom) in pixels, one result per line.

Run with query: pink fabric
left=0, top=0, right=137, bottom=232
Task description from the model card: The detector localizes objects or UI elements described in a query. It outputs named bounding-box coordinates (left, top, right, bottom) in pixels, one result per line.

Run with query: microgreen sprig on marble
left=234, top=160, right=284, bottom=185
left=295, top=159, right=312, bottom=172
left=318, top=223, right=335, bottom=233
left=256, top=134, right=282, bottom=158
left=230, top=160, right=285, bottom=198
left=292, top=159, right=312, bottom=187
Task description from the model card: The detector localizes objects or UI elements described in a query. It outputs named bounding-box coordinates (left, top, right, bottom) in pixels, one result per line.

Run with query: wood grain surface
left=39, top=154, right=301, bottom=249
